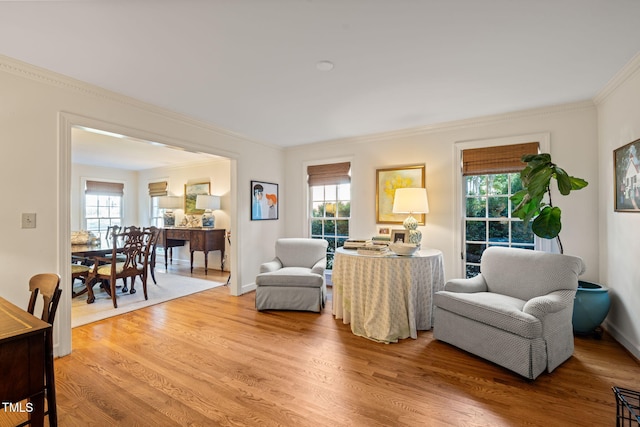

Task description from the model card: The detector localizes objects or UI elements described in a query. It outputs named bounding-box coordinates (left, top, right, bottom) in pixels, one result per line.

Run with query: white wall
left=595, top=53, right=640, bottom=359
left=284, top=102, right=600, bottom=284
left=0, top=55, right=284, bottom=356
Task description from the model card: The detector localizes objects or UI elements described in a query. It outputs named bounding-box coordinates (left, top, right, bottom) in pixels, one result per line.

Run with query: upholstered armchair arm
left=523, top=289, right=576, bottom=320
left=310, top=258, right=327, bottom=276
left=444, top=273, right=488, bottom=293
left=260, top=258, right=283, bottom=273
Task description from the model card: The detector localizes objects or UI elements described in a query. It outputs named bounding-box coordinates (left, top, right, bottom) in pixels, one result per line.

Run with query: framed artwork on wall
left=614, top=138, right=640, bottom=212
left=251, top=180, right=279, bottom=220
left=376, top=164, right=425, bottom=224
left=184, top=182, right=210, bottom=215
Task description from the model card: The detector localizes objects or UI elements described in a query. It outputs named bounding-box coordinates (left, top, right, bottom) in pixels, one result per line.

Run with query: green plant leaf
left=527, top=166, right=553, bottom=199
left=532, top=206, right=562, bottom=239
left=570, top=176, right=589, bottom=190
left=554, top=167, right=572, bottom=195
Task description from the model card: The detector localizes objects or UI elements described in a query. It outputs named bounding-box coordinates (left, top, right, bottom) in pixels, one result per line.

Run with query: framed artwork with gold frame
left=184, top=182, right=210, bottom=215
left=376, top=164, right=425, bottom=224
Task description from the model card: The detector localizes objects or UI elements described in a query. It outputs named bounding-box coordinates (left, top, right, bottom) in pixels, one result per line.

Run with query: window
left=464, top=173, right=534, bottom=277
left=148, top=181, right=168, bottom=227
left=461, top=142, right=539, bottom=278
left=84, top=180, right=124, bottom=237
left=308, top=162, right=351, bottom=269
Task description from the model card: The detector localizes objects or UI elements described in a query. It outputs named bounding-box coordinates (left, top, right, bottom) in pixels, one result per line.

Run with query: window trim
left=453, top=133, right=551, bottom=277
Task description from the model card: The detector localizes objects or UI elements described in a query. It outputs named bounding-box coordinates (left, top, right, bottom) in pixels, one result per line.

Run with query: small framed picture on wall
left=251, top=180, right=279, bottom=220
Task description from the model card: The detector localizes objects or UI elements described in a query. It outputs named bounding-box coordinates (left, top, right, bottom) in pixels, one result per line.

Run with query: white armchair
left=433, top=246, right=586, bottom=379
left=255, top=238, right=328, bottom=312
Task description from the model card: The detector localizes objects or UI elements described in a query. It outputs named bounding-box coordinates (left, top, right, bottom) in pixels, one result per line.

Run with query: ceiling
left=71, top=127, right=221, bottom=171
left=3, top=1, right=640, bottom=157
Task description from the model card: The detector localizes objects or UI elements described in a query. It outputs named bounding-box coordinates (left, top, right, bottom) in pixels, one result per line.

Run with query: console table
left=160, top=228, right=225, bottom=275
left=0, top=297, right=52, bottom=427
left=332, top=247, right=445, bottom=343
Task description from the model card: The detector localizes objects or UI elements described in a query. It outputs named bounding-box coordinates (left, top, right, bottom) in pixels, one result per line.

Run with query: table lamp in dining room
left=196, top=195, right=221, bottom=227
left=392, top=187, right=429, bottom=246
left=158, top=195, right=182, bottom=226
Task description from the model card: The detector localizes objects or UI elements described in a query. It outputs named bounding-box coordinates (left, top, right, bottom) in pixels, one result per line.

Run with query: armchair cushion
left=256, top=267, right=324, bottom=288
left=434, top=291, right=541, bottom=338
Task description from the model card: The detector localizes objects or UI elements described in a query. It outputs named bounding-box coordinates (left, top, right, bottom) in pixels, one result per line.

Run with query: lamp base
left=163, top=211, right=175, bottom=227
left=202, top=210, right=215, bottom=227
left=403, top=215, right=422, bottom=246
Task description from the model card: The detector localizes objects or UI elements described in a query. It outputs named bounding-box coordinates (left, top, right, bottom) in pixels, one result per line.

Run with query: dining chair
left=86, top=227, right=153, bottom=308
left=27, top=273, right=61, bottom=427
left=143, top=226, right=161, bottom=284
left=71, top=256, right=91, bottom=298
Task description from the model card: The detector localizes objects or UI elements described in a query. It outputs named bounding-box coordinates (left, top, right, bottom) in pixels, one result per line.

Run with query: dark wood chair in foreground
left=26, top=273, right=62, bottom=427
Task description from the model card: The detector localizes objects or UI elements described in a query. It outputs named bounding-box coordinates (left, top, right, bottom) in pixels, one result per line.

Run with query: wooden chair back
left=27, top=273, right=62, bottom=325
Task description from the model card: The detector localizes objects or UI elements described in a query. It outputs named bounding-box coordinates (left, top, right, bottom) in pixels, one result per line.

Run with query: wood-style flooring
left=2, top=264, right=639, bottom=426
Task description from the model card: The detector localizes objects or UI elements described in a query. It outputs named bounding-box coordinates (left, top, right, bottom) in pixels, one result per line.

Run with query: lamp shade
left=158, top=195, right=182, bottom=209
left=392, top=188, right=429, bottom=214
left=196, top=195, right=221, bottom=211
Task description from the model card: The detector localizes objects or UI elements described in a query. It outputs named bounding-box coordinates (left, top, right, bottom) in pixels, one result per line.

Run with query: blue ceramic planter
left=572, top=281, right=610, bottom=335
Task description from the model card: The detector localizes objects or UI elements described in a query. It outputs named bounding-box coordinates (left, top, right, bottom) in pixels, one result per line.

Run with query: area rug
left=71, top=272, right=224, bottom=327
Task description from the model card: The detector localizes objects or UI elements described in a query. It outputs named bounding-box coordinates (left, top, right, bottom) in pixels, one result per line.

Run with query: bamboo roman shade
left=148, top=181, right=168, bottom=197
left=85, top=180, right=124, bottom=196
left=462, top=142, right=539, bottom=176
left=307, top=162, right=351, bottom=186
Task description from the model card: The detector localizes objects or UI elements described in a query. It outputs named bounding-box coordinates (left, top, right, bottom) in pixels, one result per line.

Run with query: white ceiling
left=71, top=127, right=221, bottom=171
left=2, top=0, right=640, bottom=154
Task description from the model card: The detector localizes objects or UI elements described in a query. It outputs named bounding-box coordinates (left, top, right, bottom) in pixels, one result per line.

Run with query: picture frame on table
left=184, top=182, right=210, bottom=215
left=251, top=180, right=279, bottom=220
left=376, top=164, right=426, bottom=224
left=614, top=138, right=640, bottom=212
left=390, top=229, right=407, bottom=243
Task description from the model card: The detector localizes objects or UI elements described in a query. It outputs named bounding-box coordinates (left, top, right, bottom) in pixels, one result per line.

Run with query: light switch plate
left=22, top=213, right=36, bottom=229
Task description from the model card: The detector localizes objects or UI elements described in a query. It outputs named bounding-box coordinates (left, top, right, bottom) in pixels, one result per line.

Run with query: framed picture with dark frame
left=390, top=229, right=407, bottom=243
left=614, top=138, right=640, bottom=212
left=251, top=180, right=279, bottom=220
left=376, top=164, right=426, bottom=224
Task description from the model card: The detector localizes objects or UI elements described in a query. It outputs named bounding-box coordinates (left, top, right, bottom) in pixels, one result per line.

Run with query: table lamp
left=392, top=187, right=429, bottom=245
left=158, top=196, right=182, bottom=226
left=196, top=195, right=221, bottom=227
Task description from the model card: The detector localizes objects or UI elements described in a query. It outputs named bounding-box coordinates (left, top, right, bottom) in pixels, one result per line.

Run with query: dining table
left=71, top=237, right=121, bottom=258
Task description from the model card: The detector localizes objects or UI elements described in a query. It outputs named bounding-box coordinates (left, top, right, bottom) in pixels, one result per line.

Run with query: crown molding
left=287, top=100, right=596, bottom=151
left=594, top=51, right=640, bottom=105
left=0, top=54, right=281, bottom=150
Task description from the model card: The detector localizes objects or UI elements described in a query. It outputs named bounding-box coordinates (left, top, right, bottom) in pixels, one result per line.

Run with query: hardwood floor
left=2, top=266, right=639, bottom=426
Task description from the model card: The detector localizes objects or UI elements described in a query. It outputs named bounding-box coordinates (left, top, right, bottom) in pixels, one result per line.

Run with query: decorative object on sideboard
left=392, top=187, right=429, bottom=246
left=196, top=194, right=221, bottom=227
left=158, top=195, right=182, bottom=226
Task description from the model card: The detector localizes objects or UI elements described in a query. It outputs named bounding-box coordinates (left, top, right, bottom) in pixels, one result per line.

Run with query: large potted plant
left=510, top=153, right=609, bottom=336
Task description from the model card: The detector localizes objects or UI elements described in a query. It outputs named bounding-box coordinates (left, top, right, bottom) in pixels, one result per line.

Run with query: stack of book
left=357, top=243, right=390, bottom=256
left=343, top=239, right=370, bottom=249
